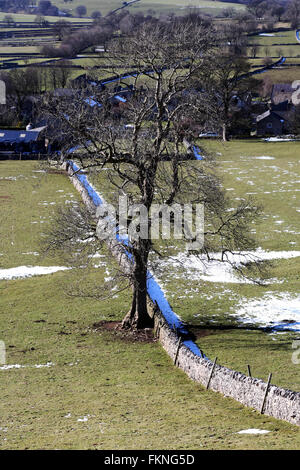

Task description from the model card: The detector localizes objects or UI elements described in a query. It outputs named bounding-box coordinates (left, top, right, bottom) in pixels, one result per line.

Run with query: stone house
left=255, top=110, right=287, bottom=136
left=271, top=83, right=294, bottom=106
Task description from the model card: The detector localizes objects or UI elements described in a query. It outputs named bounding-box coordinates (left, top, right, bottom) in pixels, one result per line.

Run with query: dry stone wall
left=64, top=161, right=300, bottom=427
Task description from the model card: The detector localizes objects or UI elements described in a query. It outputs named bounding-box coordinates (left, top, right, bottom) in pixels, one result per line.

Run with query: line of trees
left=246, top=0, right=300, bottom=28
left=0, top=0, right=59, bottom=16
left=220, top=0, right=300, bottom=30
left=0, top=62, right=72, bottom=126
left=41, top=10, right=180, bottom=58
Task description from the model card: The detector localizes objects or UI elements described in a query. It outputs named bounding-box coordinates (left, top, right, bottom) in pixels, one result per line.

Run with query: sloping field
left=54, top=0, right=245, bottom=17
left=1, top=160, right=300, bottom=449
left=86, top=139, right=300, bottom=391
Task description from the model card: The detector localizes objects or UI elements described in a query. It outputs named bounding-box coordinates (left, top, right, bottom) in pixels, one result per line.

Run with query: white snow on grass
left=0, top=265, right=70, bottom=281
left=0, top=362, right=54, bottom=370
left=253, top=156, right=275, bottom=160
left=77, top=415, right=90, bottom=422
left=159, top=250, right=300, bottom=284
left=241, top=156, right=275, bottom=160
left=237, top=429, right=271, bottom=434
left=264, top=137, right=297, bottom=142
left=235, top=293, right=300, bottom=331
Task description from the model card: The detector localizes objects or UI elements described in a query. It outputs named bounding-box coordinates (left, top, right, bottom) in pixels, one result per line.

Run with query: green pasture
left=0, top=12, right=92, bottom=23
left=54, top=0, right=245, bottom=17
left=85, top=139, right=300, bottom=391
left=2, top=160, right=300, bottom=449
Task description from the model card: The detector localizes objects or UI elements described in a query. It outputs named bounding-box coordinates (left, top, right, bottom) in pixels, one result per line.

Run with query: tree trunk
left=121, top=252, right=153, bottom=330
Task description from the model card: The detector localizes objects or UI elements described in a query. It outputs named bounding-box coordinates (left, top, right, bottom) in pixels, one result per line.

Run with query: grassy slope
left=1, top=160, right=300, bottom=449
left=0, top=12, right=91, bottom=23
left=248, top=29, right=300, bottom=83
left=165, top=140, right=300, bottom=389
left=87, top=140, right=300, bottom=391
left=55, top=0, right=245, bottom=17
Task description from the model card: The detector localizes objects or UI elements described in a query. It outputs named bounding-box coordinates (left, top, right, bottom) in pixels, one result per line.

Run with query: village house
left=0, top=126, right=48, bottom=158
left=255, top=110, right=288, bottom=136
left=271, top=83, right=294, bottom=106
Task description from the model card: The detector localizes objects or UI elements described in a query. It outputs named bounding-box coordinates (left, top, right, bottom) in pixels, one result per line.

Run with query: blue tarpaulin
left=193, top=146, right=203, bottom=160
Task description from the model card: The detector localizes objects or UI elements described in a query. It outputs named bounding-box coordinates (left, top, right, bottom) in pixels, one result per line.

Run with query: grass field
left=0, top=12, right=92, bottom=23
left=247, top=28, right=300, bottom=83
left=86, top=139, right=300, bottom=392
left=3, top=160, right=300, bottom=449
left=256, top=67, right=300, bottom=84
left=54, top=0, right=245, bottom=17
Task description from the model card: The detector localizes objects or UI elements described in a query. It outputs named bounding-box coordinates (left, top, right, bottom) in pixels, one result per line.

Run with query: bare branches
left=41, top=20, right=266, bottom=329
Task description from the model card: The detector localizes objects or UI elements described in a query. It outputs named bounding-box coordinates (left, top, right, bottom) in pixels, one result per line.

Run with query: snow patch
left=0, top=362, right=54, bottom=370
left=235, top=293, right=300, bottom=331
left=237, top=429, right=271, bottom=434
left=158, top=250, right=300, bottom=284
left=0, top=266, right=70, bottom=280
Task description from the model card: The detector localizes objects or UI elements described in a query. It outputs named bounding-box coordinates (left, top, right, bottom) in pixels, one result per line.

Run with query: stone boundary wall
left=64, top=162, right=300, bottom=427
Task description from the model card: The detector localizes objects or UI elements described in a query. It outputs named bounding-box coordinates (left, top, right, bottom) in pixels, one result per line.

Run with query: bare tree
left=76, top=5, right=87, bottom=18
left=3, top=15, right=15, bottom=26
left=199, top=53, right=257, bottom=141
left=250, top=43, right=260, bottom=58
left=284, top=0, right=300, bottom=28
left=42, top=21, right=263, bottom=330
left=47, top=60, right=73, bottom=89
left=53, top=20, right=71, bottom=41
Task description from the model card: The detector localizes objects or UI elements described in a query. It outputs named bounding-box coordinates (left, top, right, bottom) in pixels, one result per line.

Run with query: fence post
left=174, top=337, right=182, bottom=366
left=155, top=319, right=161, bottom=339
left=261, top=373, right=272, bottom=414
left=247, top=365, right=252, bottom=377
left=206, top=357, right=217, bottom=390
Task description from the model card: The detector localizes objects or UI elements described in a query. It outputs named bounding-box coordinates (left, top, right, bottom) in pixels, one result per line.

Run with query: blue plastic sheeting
left=67, top=159, right=203, bottom=357
left=146, top=275, right=203, bottom=356
left=84, top=97, right=102, bottom=108
left=68, top=160, right=103, bottom=206
left=67, top=145, right=82, bottom=154
left=237, top=57, right=287, bottom=80
left=296, top=30, right=300, bottom=43
left=273, top=321, right=300, bottom=332
left=193, top=146, right=203, bottom=160
left=67, top=141, right=92, bottom=156
left=114, top=95, right=127, bottom=103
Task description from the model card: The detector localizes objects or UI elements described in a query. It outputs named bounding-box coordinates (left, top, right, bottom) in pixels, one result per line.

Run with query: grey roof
left=256, top=110, right=284, bottom=123
left=0, top=127, right=45, bottom=144
left=272, top=84, right=294, bottom=96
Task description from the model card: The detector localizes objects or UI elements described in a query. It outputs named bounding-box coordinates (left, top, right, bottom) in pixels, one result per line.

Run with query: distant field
left=247, top=28, right=300, bottom=82
left=55, top=0, right=245, bottom=17
left=248, top=29, right=300, bottom=58
left=0, top=45, right=39, bottom=54
left=0, top=12, right=92, bottom=23
left=256, top=67, right=300, bottom=83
